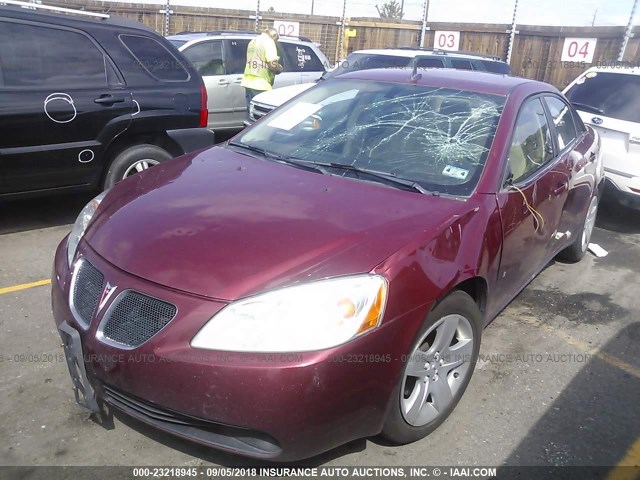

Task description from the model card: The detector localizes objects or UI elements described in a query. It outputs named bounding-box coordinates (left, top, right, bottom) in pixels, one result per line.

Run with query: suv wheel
left=104, top=144, right=172, bottom=189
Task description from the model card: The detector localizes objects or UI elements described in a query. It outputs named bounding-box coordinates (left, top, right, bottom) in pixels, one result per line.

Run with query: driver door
left=494, top=97, right=568, bottom=308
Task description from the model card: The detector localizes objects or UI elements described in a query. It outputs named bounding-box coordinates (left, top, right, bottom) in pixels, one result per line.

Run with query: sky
left=136, top=0, right=639, bottom=27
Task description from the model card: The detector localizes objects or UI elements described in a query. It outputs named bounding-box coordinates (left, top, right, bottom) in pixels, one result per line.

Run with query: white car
left=245, top=48, right=511, bottom=125
left=564, top=66, right=640, bottom=208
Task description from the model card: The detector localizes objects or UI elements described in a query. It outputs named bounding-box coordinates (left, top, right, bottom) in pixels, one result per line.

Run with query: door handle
left=218, top=79, right=229, bottom=85
left=553, top=182, right=568, bottom=195
left=233, top=77, right=243, bottom=83
left=94, top=94, right=125, bottom=105
left=588, top=152, right=597, bottom=163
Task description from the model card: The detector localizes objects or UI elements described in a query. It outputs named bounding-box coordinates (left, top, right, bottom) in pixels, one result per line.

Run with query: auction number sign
left=434, top=31, right=460, bottom=51
left=561, top=38, right=597, bottom=63
left=273, top=20, right=300, bottom=38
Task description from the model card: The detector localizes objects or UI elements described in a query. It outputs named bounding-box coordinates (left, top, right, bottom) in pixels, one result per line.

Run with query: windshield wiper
left=318, top=162, right=431, bottom=194
left=227, top=141, right=329, bottom=175
left=571, top=102, right=605, bottom=115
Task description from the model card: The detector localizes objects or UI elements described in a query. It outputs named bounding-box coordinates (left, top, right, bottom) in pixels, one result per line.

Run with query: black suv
left=0, top=2, right=214, bottom=196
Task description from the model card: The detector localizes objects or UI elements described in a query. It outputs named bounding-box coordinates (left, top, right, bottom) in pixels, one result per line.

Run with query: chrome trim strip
left=604, top=167, right=635, bottom=179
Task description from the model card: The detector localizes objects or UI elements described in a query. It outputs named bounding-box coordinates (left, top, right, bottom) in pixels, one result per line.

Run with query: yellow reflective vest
left=241, top=33, right=279, bottom=91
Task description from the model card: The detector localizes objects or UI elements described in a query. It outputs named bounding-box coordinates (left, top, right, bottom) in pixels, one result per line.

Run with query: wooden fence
left=48, top=0, right=640, bottom=88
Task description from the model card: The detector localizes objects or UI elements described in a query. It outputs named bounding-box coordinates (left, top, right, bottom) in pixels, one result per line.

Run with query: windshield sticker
left=442, top=165, right=469, bottom=180
left=267, top=102, right=321, bottom=130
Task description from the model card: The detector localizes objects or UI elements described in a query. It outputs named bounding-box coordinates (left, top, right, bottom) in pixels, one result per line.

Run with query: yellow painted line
left=0, top=279, right=51, bottom=295
left=606, top=436, right=640, bottom=480
left=518, top=313, right=640, bottom=379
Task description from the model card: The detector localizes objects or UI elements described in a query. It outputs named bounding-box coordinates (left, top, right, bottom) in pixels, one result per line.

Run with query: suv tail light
left=199, top=83, right=208, bottom=128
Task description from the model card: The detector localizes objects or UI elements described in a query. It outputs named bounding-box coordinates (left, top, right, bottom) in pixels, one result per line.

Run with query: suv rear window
left=120, top=34, right=189, bottom=81
left=0, top=21, right=107, bottom=87
left=565, top=72, right=640, bottom=123
left=479, top=60, right=511, bottom=74
left=280, top=43, right=325, bottom=72
left=323, top=53, right=410, bottom=80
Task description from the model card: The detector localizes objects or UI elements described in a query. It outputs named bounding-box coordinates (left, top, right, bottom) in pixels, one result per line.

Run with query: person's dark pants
left=244, top=87, right=263, bottom=120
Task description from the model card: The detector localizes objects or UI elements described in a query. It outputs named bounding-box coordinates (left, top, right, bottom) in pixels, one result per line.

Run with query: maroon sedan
left=52, top=69, right=602, bottom=461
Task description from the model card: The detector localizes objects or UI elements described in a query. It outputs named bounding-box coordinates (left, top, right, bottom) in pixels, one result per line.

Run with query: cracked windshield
left=236, top=78, right=505, bottom=196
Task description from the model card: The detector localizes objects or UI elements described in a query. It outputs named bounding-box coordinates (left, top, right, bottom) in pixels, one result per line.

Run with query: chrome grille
left=101, top=292, right=177, bottom=348
left=71, top=260, right=104, bottom=328
left=249, top=101, right=274, bottom=123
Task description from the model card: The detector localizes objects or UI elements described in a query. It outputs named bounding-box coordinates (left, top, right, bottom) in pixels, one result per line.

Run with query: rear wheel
left=381, top=290, right=482, bottom=444
left=557, top=194, right=599, bottom=263
left=103, top=144, right=172, bottom=189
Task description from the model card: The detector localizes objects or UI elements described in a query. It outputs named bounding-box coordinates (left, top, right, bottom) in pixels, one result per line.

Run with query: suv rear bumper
left=167, top=128, right=215, bottom=154
left=605, top=175, right=640, bottom=209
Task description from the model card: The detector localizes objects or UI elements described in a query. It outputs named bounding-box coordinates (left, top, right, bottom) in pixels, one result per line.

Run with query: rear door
left=494, top=97, right=568, bottom=306
left=542, top=94, right=596, bottom=253
left=0, top=19, right=133, bottom=194
left=223, top=38, right=252, bottom=127
left=180, top=39, right=233, bottom=129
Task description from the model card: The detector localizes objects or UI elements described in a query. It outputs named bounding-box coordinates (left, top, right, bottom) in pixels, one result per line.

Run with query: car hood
left=253, top=83, right=316, bottom=108
left=86, top=147, right=468, bottom=301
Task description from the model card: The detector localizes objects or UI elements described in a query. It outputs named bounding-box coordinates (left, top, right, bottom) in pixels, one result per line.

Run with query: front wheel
left=103, top=144, right=172, bottom=189
left=557, top=194, right=599, bottom=263
left=381, top=290, right=482, bottom=444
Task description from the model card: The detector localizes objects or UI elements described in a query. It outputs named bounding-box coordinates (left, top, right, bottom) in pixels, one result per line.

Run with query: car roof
left=339, top=68, right=552, bottom=96
left=350, top=48, right=505, bottom=62
left=0, top=4, right=154, bottom=32
left=167, top=31, right=314, bottom=44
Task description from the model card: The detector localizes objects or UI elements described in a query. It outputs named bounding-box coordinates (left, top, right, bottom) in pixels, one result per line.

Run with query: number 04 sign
left=434, top=31, right=460, bottom=51
left=561, top=38, right=597, bottom=63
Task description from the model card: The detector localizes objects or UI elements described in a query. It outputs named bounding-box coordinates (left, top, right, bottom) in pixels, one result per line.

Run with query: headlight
left=191, top=275, right=388, bottom=352
left=67, top=191, right=107, bottom=266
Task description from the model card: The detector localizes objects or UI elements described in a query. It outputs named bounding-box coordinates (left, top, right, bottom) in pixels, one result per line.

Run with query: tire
left=381, top=290, right=482, bottom=444
left=103, top=144, right=172, bottom=189
left=557, top=193, right=599, bottom=263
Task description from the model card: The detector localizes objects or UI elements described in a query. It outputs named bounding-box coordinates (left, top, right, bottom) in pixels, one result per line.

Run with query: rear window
left=565, top=72, right=640, bottom=123
left=479, top=60, right=511, bottom=74
left=120, top=34, right=189, bottom=81
left=280, top=42, right=325, bottom=72
left=450, top=59, right=474, bottom=70
left=415, top=57, right=445, bottom=68
left=323, top=53, right=410, bottom=80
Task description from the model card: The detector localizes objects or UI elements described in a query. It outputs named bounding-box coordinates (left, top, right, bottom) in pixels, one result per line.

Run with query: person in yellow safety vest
left=241, top=28, right=283, bottom=117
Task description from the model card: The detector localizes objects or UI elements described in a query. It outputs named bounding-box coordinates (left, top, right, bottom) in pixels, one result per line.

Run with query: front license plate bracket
left=58, top=321, right=100, bottom=414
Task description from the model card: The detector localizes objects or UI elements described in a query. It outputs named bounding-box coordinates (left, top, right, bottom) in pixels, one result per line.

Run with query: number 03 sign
left=434, top=31, right=460, bottom=51
left=561, top=38, right=597, bottom=63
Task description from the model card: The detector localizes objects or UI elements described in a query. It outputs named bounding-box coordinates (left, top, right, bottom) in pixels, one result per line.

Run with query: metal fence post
left=255, top=0, right=260, bottom=32
left=420, top=0, right=430, bottom=47
left=159, top=0, right=172, bottom=36
left=618, top=0, right=638, bottom=61
left=336, top=0, right=347, bottom=62
left=506, top=0, right=519, bottom=64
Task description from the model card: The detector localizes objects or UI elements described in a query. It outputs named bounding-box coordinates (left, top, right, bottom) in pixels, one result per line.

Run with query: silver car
left=168, top=31, right=329, bottom=131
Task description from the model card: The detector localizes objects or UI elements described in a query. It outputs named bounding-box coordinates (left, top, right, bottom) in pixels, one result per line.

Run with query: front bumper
left=52, top=240, right=423, bottom=461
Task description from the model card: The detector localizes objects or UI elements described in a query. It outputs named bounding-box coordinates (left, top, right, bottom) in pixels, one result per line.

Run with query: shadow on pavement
left=496, top=322, right=640, bottom=479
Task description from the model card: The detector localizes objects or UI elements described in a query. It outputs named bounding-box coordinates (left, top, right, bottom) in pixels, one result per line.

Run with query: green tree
left=376, top=0, right=404, bottom=19
left=267, top=6, right=275, bottom=13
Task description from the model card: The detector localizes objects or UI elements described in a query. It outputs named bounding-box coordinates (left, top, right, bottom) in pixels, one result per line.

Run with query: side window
left=507, top=98, right=554, bottom=183
left=120, top=34, right=189, bottom=81
left=0, top=21, right=107, bottom=88
left=280, top=43, right=323, bottom=72
left=450, top=59, right=474, bottom=70
left=544, top=96, right=578, bottom=150
left=181, top=40, right=224, bottom=76
left=224, top=39, right=251, bottom=75
left=416, top=58, right=445, bottom=68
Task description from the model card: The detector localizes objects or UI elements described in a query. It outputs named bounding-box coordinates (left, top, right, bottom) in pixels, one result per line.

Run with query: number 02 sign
left=561, top=38, right=597, bottom=63
left=434, top=31, right=460, bottom=51
left=273, top=21, right=300, bottom=38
